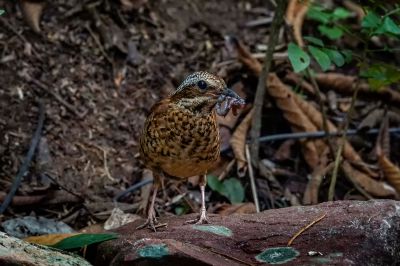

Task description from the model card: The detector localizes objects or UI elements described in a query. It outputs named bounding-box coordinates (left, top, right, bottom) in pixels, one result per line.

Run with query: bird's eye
left=197, top=80, right=208, bottom=90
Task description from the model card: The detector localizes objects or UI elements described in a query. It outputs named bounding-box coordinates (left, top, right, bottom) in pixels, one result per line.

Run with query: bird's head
left=171, top=71, right=245, bottom=116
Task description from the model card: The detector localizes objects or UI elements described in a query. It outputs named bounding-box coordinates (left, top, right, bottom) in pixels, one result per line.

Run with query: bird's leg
left=136, top=173, right=167, bottom=231
left=186, top=174, right=209, bottom=224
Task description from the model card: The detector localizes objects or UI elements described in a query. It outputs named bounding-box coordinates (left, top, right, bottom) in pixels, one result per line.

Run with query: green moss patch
left=137, top=244, right=169, bottom=259
left=255, top=247, right=300, bottom=264
left=192, top=225, right=232, bottom=237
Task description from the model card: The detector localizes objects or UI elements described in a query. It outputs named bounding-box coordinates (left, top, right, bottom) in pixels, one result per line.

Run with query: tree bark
left=95, top=200, right=400, bottom=265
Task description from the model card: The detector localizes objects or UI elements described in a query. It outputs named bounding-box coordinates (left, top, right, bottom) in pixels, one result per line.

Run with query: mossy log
left=95, top=200, right=400, bottom=265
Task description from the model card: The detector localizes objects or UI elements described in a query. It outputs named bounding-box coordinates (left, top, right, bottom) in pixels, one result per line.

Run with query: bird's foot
left=185, top=211, right=209, bottom=225
left=136, top=212, right=167, bottom=232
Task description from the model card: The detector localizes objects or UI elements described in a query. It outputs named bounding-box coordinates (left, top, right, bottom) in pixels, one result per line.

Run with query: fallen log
left=95, top=200, right=400, bottom=265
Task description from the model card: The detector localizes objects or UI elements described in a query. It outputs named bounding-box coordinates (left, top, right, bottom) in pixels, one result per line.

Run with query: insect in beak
left=216, top=88, right=246, bottom=116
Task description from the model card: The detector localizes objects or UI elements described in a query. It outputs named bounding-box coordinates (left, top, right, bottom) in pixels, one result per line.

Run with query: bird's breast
left=140, top=104, right=220, bottom=178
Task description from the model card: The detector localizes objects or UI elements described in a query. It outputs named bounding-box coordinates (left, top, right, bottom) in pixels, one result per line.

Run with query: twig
left=113, top=179, right=153, bottom=202
left=257, top=127, right=400, bottom=143
left=28, top=77, right=87, bottom=119
left=306, top=69, right=336, bottom=156
left=0, top=17, right=40, bottom=58
left=287, top=213, right=327, bottom=246
left=328, top=79, right=361, bottom=201
left=249, top=0, right=288, bottom=163
left=0, top=101, right=45, bottom=214
left=245, top=144, right=260, bottom=213
left=44, top=174, right=85, bottom=201
left=84, top=23, right=113, bottom=65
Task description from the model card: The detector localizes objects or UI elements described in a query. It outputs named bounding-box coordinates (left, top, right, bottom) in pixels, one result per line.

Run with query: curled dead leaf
left=378, top=155, right=400, bottom=194
left=342, top=161, right=396, bottom=197
left=230, top=109, right=253, bottom=177
left=286, top=0, right=310, bottom=47
left=19, top=0, right=46, bottom=33
left=315, top=73, right=400, bottom=106
left=268, top=73, right=325, bottom=169
left=303, top=152, right=333, bottom=205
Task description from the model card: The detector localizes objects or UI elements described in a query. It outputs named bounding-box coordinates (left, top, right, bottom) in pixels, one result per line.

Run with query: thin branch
left=246, top=145, right=260, bottom=213
left=328, top=81, right=361, bottom=201
left=0, top=101, right=45, bottom=214
left=257, top=127, right=400, bottom=143
left=249, top=0, right=288, bottom=163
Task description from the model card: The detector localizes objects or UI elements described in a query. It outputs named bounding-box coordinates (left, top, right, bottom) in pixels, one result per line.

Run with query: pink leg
left=186, top=174, right=209, bottom=224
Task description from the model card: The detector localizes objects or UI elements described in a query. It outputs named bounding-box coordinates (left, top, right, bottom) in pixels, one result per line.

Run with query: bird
left=138, top=71, right=245, bottom=231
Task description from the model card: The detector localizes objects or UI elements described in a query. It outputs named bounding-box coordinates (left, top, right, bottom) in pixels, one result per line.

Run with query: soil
left=0, top=0, right=268, bottom=228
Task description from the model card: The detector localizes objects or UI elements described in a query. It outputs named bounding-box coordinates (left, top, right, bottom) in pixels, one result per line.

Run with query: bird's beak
left=218, top=88, right=245, bottom=105
left=215, top=88, right=246, bottom=116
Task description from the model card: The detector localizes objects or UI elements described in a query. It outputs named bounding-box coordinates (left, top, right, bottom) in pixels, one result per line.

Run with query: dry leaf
left=19, top=0, right=46, bottom=33
left=378, top=155, right=400, bottom=194
left=267, top=73, right=325, bottom=169
left=286, top=0, right=310, bottom=47
left=284, top=72, right=317, bottom=96
left=230, top=109, right=253, bottom=176
left=25, top=233, right=79, bottom=246
left=342, top=161, right=396, bottom=197
left=104, top=208, right=141, bottom=230
left=315, top=73, right=400, bottom=106
left=216, top=202, right=257, bottom=215
left=303, top=152, right=333, bottom=205
left=232, top=38, right=262, bottom=74
left=343, top=0, right=365, bottom=22
left=358, top=109, right=384, bottom=130
left=273, top=139, right=295, bottom=161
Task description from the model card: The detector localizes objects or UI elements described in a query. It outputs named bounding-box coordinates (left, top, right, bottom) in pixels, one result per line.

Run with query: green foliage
left=308, top=45, right=331, bottom=71
left=0, top=10, right=4, bottom=16
left=360, top=63, right=400, bottom=89
left=207, top=175, right=244, bottom=204
left=51, top=233, right=118, bottom=250
left=287, top=43, right=310, bottom=73
left=307, top=5, right=351, bottom=40
left=288, top=40, right=347, bottom=72
left=362, top=10, right=400, bottom=37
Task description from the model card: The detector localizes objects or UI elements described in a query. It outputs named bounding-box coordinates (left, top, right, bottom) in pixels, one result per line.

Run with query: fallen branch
left=0, top=101, right=45, bottom=214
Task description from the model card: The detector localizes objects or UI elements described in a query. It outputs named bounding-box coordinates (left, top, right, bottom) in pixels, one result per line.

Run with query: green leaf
left=287, top=43, right=310, bottom=73
left=207, top=175, right=223, bottom=192
left=51, top=233, right=118, bottom=250
left=221, top=178, right=244, bottom=204
left=332, top=7, right=351, bottom=20
left=308, top=45, right=331, bottom=71
left=323, top=49, right=345, bottom=67
left=307, top=6, right=331, bottom=24
left=0, top=10, right=4, bottom=16
left=361, top=11, right=380, bottom=29
left=207, top=176, right=244, bottom=204
left=341, top=49, right=353, bottom=63
left=360, top=63, right=400, bottom=90
left=382, top=17, right=400, bottom=35
left=318, top=25, right=343, bottom=40
left=304, top=36, right=324, bottom=47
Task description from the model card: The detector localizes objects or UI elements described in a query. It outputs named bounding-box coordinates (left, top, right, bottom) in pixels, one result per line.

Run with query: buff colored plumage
left=139, top=71, right=245, bottom=231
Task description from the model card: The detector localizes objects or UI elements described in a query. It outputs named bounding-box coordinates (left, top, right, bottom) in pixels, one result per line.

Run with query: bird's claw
left=185, top=213, right=209, bottom=225
left=136, top=211, right=167, bottom=232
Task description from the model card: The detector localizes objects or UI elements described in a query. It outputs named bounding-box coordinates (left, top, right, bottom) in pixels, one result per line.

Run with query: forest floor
left=1, top=0, right=400, bottom=235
